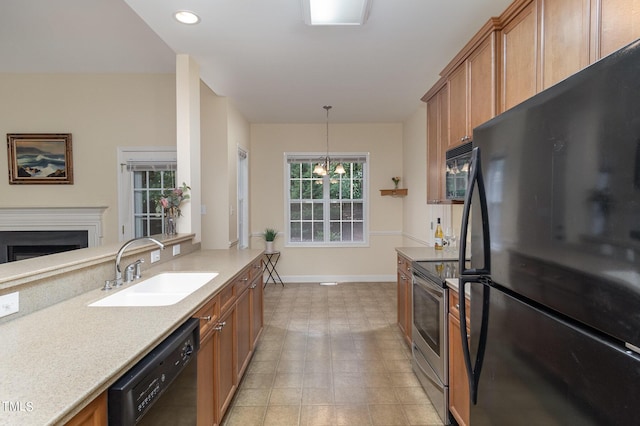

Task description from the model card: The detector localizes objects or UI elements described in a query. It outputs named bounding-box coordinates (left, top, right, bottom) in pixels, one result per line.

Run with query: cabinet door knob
left=200, top=315, right=212, bottom=322
left=214, top=321, right=227, bottom=331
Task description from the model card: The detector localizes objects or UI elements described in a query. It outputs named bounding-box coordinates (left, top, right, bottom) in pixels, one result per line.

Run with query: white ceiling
left=1, top=0, right=512, bottom=123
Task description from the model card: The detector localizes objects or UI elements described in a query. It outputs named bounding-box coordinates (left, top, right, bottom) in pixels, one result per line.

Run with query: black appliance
left=446, top=141, right=473, bottom=201
left=458, top=39, right=640, bottom=425
left=108, top=318, right=200, bottom=425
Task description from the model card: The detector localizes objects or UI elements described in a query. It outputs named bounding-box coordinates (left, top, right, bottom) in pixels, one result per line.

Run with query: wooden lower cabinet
left=195, top=259, right=264, bottom=426
left=250, top=274, right=264, bottom=348
left=216, top=305, right=237, bottom=421
left=236, top=286, right=252, bottom=380
left=396, top=253, right=412, bottom=346
left=64, top=392, right=107, bottom=426
left=197, top=330, right=216, bottom=426
left=448, top=288, right=470, bottom=426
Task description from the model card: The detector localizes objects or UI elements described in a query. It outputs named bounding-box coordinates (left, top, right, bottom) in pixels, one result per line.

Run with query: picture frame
left=7, top=133, right=73, bottom=184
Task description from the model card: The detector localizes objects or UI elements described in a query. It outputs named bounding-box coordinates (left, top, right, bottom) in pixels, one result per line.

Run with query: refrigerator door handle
left=459, top=145, right=492, bottom=405
left=459, top=276, right=491, bottom=405
left=459, top=146, right=490, bottom=276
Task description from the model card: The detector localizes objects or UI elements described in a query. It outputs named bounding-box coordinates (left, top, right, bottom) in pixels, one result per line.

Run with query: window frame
left=117, top=147, right=177, bottom=241
left=284, top=152, right=369, bottom=248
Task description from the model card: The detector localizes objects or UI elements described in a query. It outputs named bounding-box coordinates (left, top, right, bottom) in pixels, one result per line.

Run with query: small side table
left=263, top=251, right=284, bottom=287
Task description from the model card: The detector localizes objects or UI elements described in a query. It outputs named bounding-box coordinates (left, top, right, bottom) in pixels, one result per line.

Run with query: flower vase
left=165, top=208, right=177, bottom=235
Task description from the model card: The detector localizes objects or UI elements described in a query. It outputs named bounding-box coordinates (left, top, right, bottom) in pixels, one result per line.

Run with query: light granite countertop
left=0, top=248, right=263, bottom=426
left=395, top=246, right=465, bottom=262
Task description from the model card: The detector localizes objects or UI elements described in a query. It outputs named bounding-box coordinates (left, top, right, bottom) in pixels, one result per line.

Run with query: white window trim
left=117, top=146, right=177, bottom=241
left=283, top=151, right=369, bottom=248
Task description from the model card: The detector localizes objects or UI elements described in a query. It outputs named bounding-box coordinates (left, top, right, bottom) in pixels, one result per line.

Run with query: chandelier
left=313, top=105, right=345, bottom=176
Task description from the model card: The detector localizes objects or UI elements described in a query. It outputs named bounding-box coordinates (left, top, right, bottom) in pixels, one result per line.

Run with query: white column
left=176, top=54, right=202, bottom=242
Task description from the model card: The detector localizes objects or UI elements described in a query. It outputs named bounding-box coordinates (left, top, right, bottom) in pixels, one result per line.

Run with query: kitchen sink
left=89, top=272, right=219, bottom=307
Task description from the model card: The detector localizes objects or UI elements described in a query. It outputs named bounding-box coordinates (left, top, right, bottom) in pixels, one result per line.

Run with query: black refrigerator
left=458, top=39, right=640, bottom=425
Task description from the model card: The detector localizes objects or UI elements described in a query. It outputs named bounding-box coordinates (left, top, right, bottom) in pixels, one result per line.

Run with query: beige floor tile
left=273, top=372, right=304, bottom=388
left=300, top=405, right=337, bottom=426
left=365, top=387, right=400, bottom=404
left=269, top=387, right=303, bottom=405
left=263, top=405, right=301, bottom=426
left=226, top=283, right=444, bottom=426
left=302, top=387, right=334, bottom=405
left=233, top=388, right=271, bottom=406
left=335, top=405, right=372, bottom=425
left=241, top=372, right=276, bottom=389
left=222, top=405, right=266, bottom=426
left=402, top=404, right=442, bottom=425
left=334, top=386, right=368, bottom=405
left=369, top=404, right=409, bottom=425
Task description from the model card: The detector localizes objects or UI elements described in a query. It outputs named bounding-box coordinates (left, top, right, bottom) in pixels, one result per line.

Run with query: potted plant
left=263, top=228, right=278, bottom=253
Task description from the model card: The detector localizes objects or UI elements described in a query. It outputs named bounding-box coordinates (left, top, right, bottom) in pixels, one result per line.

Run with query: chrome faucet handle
left=125, top=259, right=144, bottom=283
left=102, top=279, right=117, bottom=291
left=133, top=258, right=144, bottom=279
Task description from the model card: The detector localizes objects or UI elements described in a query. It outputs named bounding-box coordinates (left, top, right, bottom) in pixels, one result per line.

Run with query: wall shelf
left=380, top=188, right=408, bottom=197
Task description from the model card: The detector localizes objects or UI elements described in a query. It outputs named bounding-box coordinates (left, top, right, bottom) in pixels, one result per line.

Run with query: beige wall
left=249, top=122, right=403, bottom=282
left=200, top=83, right=250, bottom=249
left=0, top=73, right=176, bottom=245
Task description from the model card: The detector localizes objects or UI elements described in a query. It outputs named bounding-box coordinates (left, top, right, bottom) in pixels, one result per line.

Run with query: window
left=132, top=169, right=176, bottom=237
left=286, top=153, right=368, bottom=246
left=117, top=147, right=177, bottom=241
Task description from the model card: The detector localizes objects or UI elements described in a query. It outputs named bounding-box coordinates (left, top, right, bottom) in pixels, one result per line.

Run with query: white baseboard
left=267, top=274, right=396, bottom=284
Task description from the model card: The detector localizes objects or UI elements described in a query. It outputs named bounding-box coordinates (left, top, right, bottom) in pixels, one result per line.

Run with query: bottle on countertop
left=434, top=218, right=444, bottom=250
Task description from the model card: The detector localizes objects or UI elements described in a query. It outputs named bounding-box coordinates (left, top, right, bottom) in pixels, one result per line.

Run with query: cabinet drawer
left=194, top=295, right=219, bottom=339
left=449, top=288, right=470, bottom=322
left=397, top=254, right=411, bottom=276
left=236, top=273, right=251, bottom=295
left=248, top=259, right=262, bottom=281
left=220, top=282, right=236, bottom=314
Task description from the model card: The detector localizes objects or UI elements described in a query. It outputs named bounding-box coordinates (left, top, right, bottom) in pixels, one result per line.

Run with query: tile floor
left=221, top=282, right=443, bottom=426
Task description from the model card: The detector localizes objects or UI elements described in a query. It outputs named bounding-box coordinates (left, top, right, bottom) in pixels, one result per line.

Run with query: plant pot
left=265, top=241, right=274, bottom=253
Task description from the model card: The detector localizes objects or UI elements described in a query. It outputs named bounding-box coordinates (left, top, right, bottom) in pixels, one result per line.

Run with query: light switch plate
left=150, top=250, right=161, bottom=263
left=0, top=292, right=19, bottom=318
left=172, top=244, right=181, bottom=256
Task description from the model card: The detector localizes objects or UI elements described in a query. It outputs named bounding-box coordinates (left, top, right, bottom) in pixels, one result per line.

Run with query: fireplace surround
left=0, top=207, right=106, bottom=263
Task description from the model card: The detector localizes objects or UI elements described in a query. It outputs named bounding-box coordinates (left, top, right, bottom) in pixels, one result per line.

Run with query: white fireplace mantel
left=0, top=207, right=107, bottom=247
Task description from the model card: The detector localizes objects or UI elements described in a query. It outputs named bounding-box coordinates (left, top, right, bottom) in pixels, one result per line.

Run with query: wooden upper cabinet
left=425, top=82, right=448, bottom=204
left=447, top=64, right=468, bottom=149
left=500, top=0, right=538, bottom=112
left=595, top=0, right=640, bottom=60
left=539, top=0, right=591, bottom=90
left=446, top=22, right=498, bottom=147
left=468, top=34, right=497, bottom=130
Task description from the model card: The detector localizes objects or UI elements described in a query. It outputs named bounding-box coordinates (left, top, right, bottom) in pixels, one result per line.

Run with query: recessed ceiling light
left=174, top=10, right=200, bottom=25
left=302, top=0, right=371, bottom=26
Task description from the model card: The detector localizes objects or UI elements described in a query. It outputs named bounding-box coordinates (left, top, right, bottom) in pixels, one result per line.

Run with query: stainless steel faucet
left=114, top=237, right=165, bottom=287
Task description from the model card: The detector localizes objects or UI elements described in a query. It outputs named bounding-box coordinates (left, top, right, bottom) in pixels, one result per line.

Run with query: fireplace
left=0, top=207, right=106, bottom=264
left=1, top=230, right=89, bottom=263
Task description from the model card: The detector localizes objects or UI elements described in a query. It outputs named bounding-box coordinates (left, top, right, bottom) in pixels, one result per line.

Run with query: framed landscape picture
left=7, top=133, right=73, bottom=184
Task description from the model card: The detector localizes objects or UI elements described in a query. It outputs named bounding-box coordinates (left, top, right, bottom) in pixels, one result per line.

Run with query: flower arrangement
left=392, top=176, right=401, bottom=189
left=155, top=182, right=191, bottom=217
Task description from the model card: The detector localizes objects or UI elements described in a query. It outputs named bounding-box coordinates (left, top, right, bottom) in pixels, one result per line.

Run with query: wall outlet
left=0, top=292, right=19, bottom=318
left=150, top=250, right=161, bottom=263
left=172, top=244, right=181, bottom=256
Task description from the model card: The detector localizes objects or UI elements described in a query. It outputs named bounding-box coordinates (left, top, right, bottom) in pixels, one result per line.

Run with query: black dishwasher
left=108, top=318, right=200, bottom=425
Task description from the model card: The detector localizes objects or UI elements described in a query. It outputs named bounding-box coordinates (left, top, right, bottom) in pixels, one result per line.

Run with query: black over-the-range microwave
left=445, top=141, right=473, bottom=201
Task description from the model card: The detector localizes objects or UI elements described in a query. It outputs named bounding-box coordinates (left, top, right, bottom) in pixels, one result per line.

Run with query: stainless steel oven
left=411, top=259, right=465, bottom=425
left=412, top=262, right=449, bottom=424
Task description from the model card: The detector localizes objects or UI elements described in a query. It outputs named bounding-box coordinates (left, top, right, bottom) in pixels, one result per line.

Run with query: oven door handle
left=413, top=276, right=444, bottom=299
